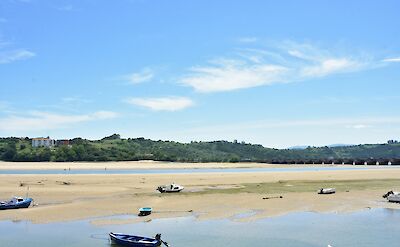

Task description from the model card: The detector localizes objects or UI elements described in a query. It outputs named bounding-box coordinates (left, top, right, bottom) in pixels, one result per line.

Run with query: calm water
left=1, top=208, right=399, bottom=247
left=0, top=165, right=398, bottom=175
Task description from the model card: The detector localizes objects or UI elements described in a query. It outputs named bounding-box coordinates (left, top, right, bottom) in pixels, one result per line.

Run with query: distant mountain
left=327, top=144, right=355, bottom=148
left=288, top=145, right=309, bottom=150
left=288, top=144, right=354, bottom=149
left=0, top=136, right=399, bottom=163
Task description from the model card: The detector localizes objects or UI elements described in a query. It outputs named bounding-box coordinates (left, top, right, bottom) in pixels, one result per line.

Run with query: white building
left=32, top=137, right=55, bottom=148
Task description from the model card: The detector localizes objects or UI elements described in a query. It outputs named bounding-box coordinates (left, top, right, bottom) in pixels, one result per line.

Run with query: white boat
left=157, top=183, right=184, bottom=193
left=318, top=188, right=336, bottom=194
left=383, top=191, right=400, bottom=203
left=388, top=194, right=400, bottom=203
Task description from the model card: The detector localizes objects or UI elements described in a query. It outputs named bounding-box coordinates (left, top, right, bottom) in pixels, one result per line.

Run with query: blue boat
left=138, top=207, right=152, bottom=216
left=109, top=232, right=168, bottom=247
left=0, top=197, right=33, bottom=210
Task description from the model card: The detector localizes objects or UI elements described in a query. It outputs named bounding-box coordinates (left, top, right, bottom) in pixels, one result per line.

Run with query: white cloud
left=0, top=49, right=36, bottom=64
left=0, top=111, right=118, bottom=132
left=182, top=61, right=288, bottom=93
left=300, top=58, right=363, bottom=77
left=180, top=42, right=370, bottom=93
left=123, top=68, right=154, bottom=84
left=347, top=124, right=371, bottom=129
left=126, top=97, right=194, bottom=111
left=382, top=57, right=400, bottom=63
left=57, top=5, right=78, bottom=11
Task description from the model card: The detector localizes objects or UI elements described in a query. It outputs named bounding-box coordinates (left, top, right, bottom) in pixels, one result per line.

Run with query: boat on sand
left=0, top=197, right=33, bottom=210
left=138, top=207, right=152, bottom=216
left=157, top=183, right=184, bottom=193
left=383, top=191, right=400, bottom=203
left=318, top=188, right=336, bottom=194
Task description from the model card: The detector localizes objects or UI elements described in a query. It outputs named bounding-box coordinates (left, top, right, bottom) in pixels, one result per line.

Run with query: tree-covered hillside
left=1, top=135, right=400, bottom=163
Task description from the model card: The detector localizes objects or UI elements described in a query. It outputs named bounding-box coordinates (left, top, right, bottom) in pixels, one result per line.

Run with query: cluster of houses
left=31, top=137, right=70, bottom=148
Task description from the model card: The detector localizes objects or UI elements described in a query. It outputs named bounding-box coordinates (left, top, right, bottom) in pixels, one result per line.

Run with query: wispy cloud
left=382, top=57, right=400, bottom=63
left=122, top=68, right=154, bottom=84
left=184, top=117, right=400, bottom=133
left=181, top=42, right=371, bottom=93
left=57, top=5, right=79, bottom=12
left=181, top=60, right=288, bottom=93
left=347, top=124, right=371, bottom=129
left=0, top=101, right=10, bottom=111
left=0, top=111, right=118, bottom=131
left=0, top=49, right=36, bottom=64
left=0, top=18, right=7, bottom=23
left=61, top=96, right=92, bottom=104
left=238, top=37, right=258, bottom=43
left=300, top=58, right=363, bottom=77
left=126, top=97, right=194, bottom=111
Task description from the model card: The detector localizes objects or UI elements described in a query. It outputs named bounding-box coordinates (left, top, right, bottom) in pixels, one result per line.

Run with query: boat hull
left=109, top=232, right=161, bottom=247
left=388, top=195, right=400, bottom=203
left=318, top=188, right=336, bottom=194
left=0, top=198, right=32, bottom=210
left=157, top=188, right=183, bottom=193
left=138, top=207, right=152, bottom=216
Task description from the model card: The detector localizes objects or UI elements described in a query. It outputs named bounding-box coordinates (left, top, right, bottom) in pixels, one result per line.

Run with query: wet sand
left=1, top=162, right=400, bottom=224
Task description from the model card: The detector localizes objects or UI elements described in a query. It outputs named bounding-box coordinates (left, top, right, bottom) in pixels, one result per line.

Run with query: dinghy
left=109, top=232, right=168, bottom=247
left=138, top=207, right=152, bottom=216
left=157, top=183, right=184, bottom=193
left=383, top=191, right=400, bottom=203
left=0, top=197, right=32, bottom=210
left=318, top=188, right=336, bottom=194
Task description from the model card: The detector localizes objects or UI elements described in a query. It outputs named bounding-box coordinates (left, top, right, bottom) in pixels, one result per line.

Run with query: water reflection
left=0, top=208, right=399, bottom=247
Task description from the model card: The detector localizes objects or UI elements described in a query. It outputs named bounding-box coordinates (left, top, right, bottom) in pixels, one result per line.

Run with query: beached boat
left=138, top=207, right=152, bottom=216
left=318, top=188, right=336, bottom=194
left=0, top=197, right=33, bottom=210
left=383, top=191, right=400, bottom=203
left=109, top=232, right=167, bottom=247
left=157, top=183, right=184, bottom=193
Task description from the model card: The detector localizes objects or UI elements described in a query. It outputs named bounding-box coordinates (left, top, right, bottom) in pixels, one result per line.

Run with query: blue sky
left=0, top=0, right=400, bottom=148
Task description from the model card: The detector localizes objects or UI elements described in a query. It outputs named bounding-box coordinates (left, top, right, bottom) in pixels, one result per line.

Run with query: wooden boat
left=0, top=197, right=32, bottom=210
left=383, top=191, right=400, bottom=203
left=157, top=183, right=184, bottom=193
left=318, top=188, right=336, bottom=194
left=138, top=207, right=152, bottom=216
left=109, top=232, right=167, bottom=247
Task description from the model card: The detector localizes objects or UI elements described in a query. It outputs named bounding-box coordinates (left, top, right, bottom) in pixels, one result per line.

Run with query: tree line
left=1, top=135, right=400, bottom=163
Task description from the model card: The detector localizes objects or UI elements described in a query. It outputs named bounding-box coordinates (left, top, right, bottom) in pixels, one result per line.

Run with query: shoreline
left=1, top=163, right=400, bottom=224
left=0, top=160, right=391, bottom=170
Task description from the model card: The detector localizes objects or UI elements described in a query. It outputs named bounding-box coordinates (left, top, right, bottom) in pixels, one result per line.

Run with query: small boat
left=138, top=207, right=152, bottom=216
left=383, top=191, right=400, bottom=203
left=318, top=188, right=336, bottom=194
left=157, top=183, right=184, bottom=193
left=0, top=197, right=33, bottom=210
left=109, top=232, right=168, bottom=247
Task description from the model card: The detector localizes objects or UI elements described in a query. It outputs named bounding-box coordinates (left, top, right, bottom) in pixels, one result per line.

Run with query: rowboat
left=138, top=207, right=152, bottom=216
left=383, top=191, right=400, bottom=203
left=109, top=232, right=167, bottom=247
left=0, top=197, right=33, bottom=210
left=157, top=183, right=184, bottom=193
left=318, top=188, right=336, bottom=194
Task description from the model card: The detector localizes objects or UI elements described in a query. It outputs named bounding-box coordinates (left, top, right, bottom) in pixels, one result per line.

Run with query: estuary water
left=0, top=208, right=398, bottom=247
left=0, top=165, right=399, bottom=175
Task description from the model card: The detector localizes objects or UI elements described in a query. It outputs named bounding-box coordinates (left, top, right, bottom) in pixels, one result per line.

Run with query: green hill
left=1, top=135, right=400, bottom=163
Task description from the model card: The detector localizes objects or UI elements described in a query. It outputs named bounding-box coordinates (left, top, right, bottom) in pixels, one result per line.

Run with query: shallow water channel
left=0, top=208, right=398, bottom=247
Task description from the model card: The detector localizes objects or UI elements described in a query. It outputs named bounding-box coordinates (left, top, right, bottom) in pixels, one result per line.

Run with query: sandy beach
left=1, top=161, right=400, bottom=224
